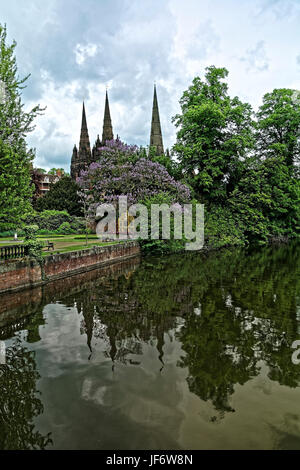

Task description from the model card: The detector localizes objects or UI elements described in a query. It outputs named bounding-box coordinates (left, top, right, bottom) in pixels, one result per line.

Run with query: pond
left=0, top=243, right=300, bottom=450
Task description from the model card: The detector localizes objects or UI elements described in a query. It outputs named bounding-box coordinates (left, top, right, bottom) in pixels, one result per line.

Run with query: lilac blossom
left=77, top=139, right=191, bottom=208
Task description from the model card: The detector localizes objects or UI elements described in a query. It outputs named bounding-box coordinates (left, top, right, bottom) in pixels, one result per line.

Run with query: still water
left=0, top=243, right=300, bottom=450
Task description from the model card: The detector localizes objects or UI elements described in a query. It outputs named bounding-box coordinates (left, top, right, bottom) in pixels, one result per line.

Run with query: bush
left=55, top=222, right=73, bottom=235
left=0, top=230, right=15, bottom=238
left=205, top=206, right=246, bottom=249
left=69, top=217, right=86, bottom=234
left=35, top=176, right=83, bottom=216
left=26, top=210, right=72, bottom=231
left=138, top=193, right=187, bottom=254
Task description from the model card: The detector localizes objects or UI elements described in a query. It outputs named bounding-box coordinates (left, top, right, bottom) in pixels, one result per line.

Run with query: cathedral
left=70, top=86, right=164, bottom=179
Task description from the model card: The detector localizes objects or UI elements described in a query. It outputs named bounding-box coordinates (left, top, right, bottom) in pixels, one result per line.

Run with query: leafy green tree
left=48, top=167, right=68, bottom=176
left=0, top=24, right=43, bottom=230
left=35, top=176, right=83, bottom=216
left=229, top=156, right=300, bottom=243
left=256, top=88, right=300, bottom=170
left=173, top=66, right=255, bottom=203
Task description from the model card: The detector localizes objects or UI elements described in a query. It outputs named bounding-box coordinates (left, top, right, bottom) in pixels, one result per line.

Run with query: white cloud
left=74, top=43, right=99, bottom=66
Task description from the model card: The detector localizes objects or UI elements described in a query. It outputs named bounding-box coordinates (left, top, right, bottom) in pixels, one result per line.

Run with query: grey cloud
left=185, top=20, right=220, bottom=61
left=240, top=40, right=269, bottom=72
left=255, top=0, right=300, bottom=19
left=3, top=0, right=294, bottom=172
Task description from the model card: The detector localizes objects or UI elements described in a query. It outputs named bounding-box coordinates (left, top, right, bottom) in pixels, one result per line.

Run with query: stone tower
left=71, top=102, right=92, bottom=179
left=150, top=85, right=164, bottom=156
left=102, top=90, right=114, bottom=144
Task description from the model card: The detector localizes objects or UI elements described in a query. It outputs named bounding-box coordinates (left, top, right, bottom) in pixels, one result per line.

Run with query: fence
left=0, top=245, right=28, bottom=260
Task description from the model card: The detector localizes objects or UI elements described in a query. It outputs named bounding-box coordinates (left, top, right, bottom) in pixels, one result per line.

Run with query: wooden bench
left=45, top=240, right=54, bottom=251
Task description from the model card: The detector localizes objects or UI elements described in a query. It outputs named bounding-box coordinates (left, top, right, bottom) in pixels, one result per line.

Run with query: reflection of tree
left=66, top=242, right=300, bottom=418
left=175, top=243, right=300, bottom=416
left=76, top=272, right=178, bottom=368
left=0, top=338, right=52, bottom=450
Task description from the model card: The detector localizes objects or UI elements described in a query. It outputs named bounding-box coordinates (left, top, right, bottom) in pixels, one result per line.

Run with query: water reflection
left=0, top=339, right=52, bottom=449
left=0, top=244, right=300, bottom=449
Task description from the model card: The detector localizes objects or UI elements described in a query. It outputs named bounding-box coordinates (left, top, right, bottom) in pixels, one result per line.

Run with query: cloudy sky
left=1, top=0, right=300, bottom=171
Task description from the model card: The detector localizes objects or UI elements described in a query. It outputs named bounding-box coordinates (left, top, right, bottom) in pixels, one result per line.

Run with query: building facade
left=31, top=168, right=64, bottom=201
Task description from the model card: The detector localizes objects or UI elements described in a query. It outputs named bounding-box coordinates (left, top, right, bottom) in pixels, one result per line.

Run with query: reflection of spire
left=102, top=91, right=114, bottom=143
left=80, top=300, right=94, bottom=355
left=150, top=84, right=164, bottom=156
left=156, top=329, right=165, bottom=372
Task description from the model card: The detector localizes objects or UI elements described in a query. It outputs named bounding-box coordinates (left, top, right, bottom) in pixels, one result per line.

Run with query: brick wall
left=0, top=242, right=140, bottom=294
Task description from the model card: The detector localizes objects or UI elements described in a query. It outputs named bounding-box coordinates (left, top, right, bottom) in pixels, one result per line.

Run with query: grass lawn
left=0, top=234, right=120, bottom=255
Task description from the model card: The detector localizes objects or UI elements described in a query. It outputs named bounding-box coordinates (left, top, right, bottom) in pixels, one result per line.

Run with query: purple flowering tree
left=77, top=139, right=191, bottom=207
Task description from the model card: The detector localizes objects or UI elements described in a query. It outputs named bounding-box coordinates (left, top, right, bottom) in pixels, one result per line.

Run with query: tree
left=35, top=175, right=83, bottom=216
left=77, top=139, right=191, bottom=207
left=256, top=88, right=300, bottom=170
left=229, top=155, right=300, bottom=243
left=0, top=24, right=43, bottom=231
left=48, top=167, right=68, bottom=175
left=172, top=66, right=255, bottom=203
left=30, top=167, right=44, bottom=205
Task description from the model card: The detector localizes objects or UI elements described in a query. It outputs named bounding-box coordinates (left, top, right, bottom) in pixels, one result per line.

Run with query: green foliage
left=25, top=210, right=72, bottom=231
left=23, top=211, right=86, bottom=236
left=35, top=176, right=83, bottom=216
left=0, top=24, right=44, bottom=231
left=48, top=168, right=65, bottom=175
left=139, top=193, right=188, bottom=254
left=172, top=67, right=300, bottom=248
left=229, top=156, right=300, bottom=243
left=256, top=88, right=300, bottom=169
left=22, top=225, right=45, bottom=278
left=205, top=205, right=246, bottom=248
left=55, top=221, right=73, bottom=235
left=173, top=66, right=255, bottom=203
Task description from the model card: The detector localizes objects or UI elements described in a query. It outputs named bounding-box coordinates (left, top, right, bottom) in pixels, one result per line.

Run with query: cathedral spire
left=70, top=102, right=92, bottom=179
left=150, top=84, right=164, bottom=156
left=79, top=102, right=91, bottom=157
left=102, top=91, right=114, bottom=144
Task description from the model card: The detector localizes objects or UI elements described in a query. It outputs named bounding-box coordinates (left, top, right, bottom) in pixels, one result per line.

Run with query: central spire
left=150, top=85, right=164, bottom=156
left=79, top=102, right=91, bottom=156
left=102, top=90, right=114, bottom=144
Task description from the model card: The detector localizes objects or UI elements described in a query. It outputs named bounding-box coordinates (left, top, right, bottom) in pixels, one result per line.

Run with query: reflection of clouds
left=34, top=304, right=91, bottom=377
left=81, top=378, right=107, bottom=405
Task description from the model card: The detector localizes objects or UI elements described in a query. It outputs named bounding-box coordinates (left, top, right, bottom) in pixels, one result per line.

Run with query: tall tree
left=0, top=23, right=43, bottom=230
left=256, top=88, right=300, bottom=171
left=173, top=66, right=255, bottom=203
left=35, top=176, right=83, bottom=216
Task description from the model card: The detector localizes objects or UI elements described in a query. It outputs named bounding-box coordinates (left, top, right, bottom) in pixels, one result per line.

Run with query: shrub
left=55, top=222, right=73, bottom=235
left=24, top=210, right=73, bottom=231
left=205, top=206, right=246, bottom=249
